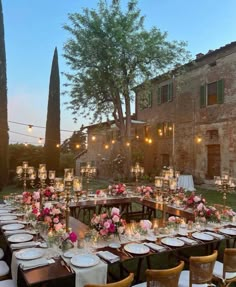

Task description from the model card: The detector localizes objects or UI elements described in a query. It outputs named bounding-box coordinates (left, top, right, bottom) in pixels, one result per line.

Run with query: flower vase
left=61, top=240, right=74, bottom=252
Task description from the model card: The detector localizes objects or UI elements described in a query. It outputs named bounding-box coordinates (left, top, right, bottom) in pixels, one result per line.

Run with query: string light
left=28, top=125, right=33, bottom=132
left=104, top=144, right=109, bottom=149
left=38, top=138, right=42, bottom=144
left=76, top=144, right=80, bottom=149
left=91, top=135, right=96, bottom=141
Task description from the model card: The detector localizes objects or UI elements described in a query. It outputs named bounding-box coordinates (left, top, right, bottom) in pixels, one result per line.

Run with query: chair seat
left=0, top=280, right=16, bottom=287
left=132, top=283, right=146, bottom=287
left=213, top=261, right=236, bottom=280
left=0, top=248, right=4, bottom=260
left=178, top=270, right=211, bottom=287
left=0, top=261, right=9, bottom=276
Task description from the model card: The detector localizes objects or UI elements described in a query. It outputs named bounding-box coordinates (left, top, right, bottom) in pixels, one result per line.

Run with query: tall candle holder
left=54, top=177, right=64, bottom=199
left=48, top=170, right=56, bottom=186
left=215, top=175, right=236, bottom=210
left=73, top=176, right=82, bottom=202
left=16, top=161, right=35, bottom=192
left=64, top=168, right=74, bottom=232
left=80, top=163, right=96, bottom=193
left=131, top=162, right=144, bottom=184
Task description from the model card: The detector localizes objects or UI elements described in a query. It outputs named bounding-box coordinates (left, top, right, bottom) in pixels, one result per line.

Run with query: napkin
left=20, top=258, right=55, bottom=270
left=144, top=242, right=166, bottom=252
left=96, top=251, right=120, bottom=263
left=176, top=237, right=197, bottom=245
left=204, top=232, right=225, bottom=240
left=11, top=241, right=40, bottom=250
left=5, top=230, right=36, bottom=236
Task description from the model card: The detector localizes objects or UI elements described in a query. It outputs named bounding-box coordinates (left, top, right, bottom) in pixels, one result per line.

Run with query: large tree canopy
left=63, top=0, right=190, bottom=141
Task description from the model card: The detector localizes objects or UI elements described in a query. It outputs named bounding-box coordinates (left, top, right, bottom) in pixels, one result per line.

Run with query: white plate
left=0, top=215, right=17, bottom=221
left=124, top=243, right=150, bottom=255
left=2, top=223, right=25, bottom=231
left=0, top=210, right=10, bottom=214
left=146, top=236, right=157, bottom=242
left=71, top=254, right=100, bottom=267
left=161, top=237, right=185, bottom=247
left=8, top=234, right=33, bottom=243
left=192, top=232, right=214, bottom=241
left=108, top=243, right=121, bottom=249
left=15, top=248, right=45, bottom=260
left=219, top=228, right=236, bottom=236
left=63, top=250, right=80, bottom=258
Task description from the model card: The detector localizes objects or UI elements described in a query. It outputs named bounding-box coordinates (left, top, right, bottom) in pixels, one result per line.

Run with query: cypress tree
left=0, top=0, right=9, bottom=190
left=44, top=47, right=60, bottom=171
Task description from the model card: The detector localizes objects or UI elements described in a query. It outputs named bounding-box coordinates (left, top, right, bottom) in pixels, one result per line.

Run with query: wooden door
left=207, top=145, right=221, bottom=179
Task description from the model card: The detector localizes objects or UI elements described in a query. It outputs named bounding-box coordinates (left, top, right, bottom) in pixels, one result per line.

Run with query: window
left=157, top=82, right=173, bottom=105
left=138, top=91, right=152, bottom=110
left=200, top=79, right=224, bottom=108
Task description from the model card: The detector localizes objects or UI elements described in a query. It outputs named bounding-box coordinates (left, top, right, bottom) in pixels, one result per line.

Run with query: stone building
left=135, top=42, right=236, bottom=181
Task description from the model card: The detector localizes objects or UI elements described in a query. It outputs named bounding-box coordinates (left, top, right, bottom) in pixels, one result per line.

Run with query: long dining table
left=1, top=202, right=236, bottom=287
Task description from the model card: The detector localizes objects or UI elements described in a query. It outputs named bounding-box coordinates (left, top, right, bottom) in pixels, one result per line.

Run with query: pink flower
left=100, top=229, right=108, bottom=236
left=168, top=216, right=176, bottom=222
left=112, top=215, right=120, bottom=223
left=140, top=220, right=152, bottom=230
left=69, top=232, right=77, bottom=243
left=33, top=191, right=40, bottom=200
left=44, top=216, right=52, bottom=223
left=104, top=221, right=111, bottom=229
left=53, top=217, right=59, bottom=224
left=108, top=223, right=116, bottom=233
left=111, top=207, right=120, bottom=216
left=54, top=223, right=63, bottom=231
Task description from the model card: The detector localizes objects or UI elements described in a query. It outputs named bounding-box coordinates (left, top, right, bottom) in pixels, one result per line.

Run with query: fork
left=60, top=259, right=72, bottom=272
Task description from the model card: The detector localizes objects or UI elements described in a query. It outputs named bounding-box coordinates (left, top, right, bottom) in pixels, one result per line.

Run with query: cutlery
left=60, top=259, right=71, bottom=272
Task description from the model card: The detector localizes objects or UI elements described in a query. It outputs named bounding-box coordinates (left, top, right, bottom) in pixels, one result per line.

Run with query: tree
left=44, top=47, right=61, bottom=171
left=60, top=128, right=86, bottom=154
left=63, top=0, right=190, bottom=171
left=0, top=0, right=8, bottom=190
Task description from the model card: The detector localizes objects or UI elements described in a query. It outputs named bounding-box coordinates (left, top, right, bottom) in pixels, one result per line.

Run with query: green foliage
left=61, top=129, right=86, bottom=154
left=63, top=0, right=190, bottom=133
left=44, top=47, right=61, bottom=171
left=0, top=0, right=8, bottom=190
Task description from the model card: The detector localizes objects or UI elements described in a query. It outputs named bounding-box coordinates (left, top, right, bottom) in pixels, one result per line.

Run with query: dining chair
left=213, top=248, right=236, bottom=287
left=178, top=250, right=218, bottom=287
left=132, top=260, right=184, bottom=287
left=84, top=273, right=134, bottom=287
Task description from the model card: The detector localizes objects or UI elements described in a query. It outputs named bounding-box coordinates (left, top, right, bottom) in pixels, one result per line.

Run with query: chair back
left=84, top=273, right=134, bottom=287
left=190, top=250, right=218, bottom=286
left=145, top=261, right=184, bottom=287
left=223, top=248, right=236, bottom=277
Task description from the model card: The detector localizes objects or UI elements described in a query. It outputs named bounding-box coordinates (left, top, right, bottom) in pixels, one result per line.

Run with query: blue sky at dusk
left=3, top=0, right=236, bottom=144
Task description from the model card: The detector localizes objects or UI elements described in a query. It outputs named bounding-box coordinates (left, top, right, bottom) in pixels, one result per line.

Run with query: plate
left=71, top=254, right=100, bottom=267
left=124, top=243, right=150, bottom=255
left=2, top=223, right=25, bottom=231
left=161, top=237, right=185, bottom=247
left=63, top=250, right=80, bottom=258
left=108, top=243, right=121, bottom=249
left=0, top=215, right=17, bottom=221
left=192, top=232, right=214, bottom=241
left=146, top=236, right=157, bottom=242
left=15, top=248, right=45, bottom=260
left=219, top=228, right=236, bottom=236
left=0, top=210, right=10, bottom=214
left=8, top=234, right=33, bottom=243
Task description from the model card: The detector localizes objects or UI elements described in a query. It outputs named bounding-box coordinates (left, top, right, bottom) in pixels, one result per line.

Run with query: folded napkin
left=97, top=251, right=120, bottom=263
left=20, top=258, right=55, bottom=270
left=176, top=237, right=197, bottom=245
left=5, top=230, right=36, bottom=236
left=204, top=231, right=225, bottom=240
left=144, top=242, right=166, bottom=251
left=11, top=241, right=40, bottom=250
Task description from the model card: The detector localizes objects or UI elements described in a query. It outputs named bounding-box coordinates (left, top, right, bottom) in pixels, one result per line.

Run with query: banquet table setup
left=1, top=197, right=236, bottom=287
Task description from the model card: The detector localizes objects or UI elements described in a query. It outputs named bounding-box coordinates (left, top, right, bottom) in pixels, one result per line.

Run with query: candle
left=49, top=170, right=56, bottom=180
left=22, top=161, right=28, bottom=169
left=16, top=166, right=23, bottom=175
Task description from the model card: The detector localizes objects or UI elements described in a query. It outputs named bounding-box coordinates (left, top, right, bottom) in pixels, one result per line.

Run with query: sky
left=2, top=0, right=236, bottom=145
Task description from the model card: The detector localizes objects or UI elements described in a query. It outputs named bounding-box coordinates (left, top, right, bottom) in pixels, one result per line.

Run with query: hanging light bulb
left=56, top=144, right=60, bottom=148
left=28, top=125, right=33, bottom=132
left=24, top=142, right=28, bottom=146
left=38, top=138, right=42, bottom=144
left=104, top=144, right=109, bottom=149
left=76, top=144, right=80, bottom=149
left=111, top=139, right=115, bottom=144
left=91, top=135, right=96, bottom=141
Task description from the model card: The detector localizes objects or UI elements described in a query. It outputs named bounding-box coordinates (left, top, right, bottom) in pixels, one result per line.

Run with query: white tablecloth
left=177, top=175, right=195, bottom=191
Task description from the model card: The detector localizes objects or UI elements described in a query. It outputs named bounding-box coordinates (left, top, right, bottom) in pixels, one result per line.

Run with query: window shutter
left=217, top=79, right=224, bottom=104
left=168, top=82, right=173, bottom=102
left=200, top=84, right=206, bottom=108
left=157, top=87, right=161, bottom=105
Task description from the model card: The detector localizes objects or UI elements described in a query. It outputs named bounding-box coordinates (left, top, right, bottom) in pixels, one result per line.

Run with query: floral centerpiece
left=183, top=192, right=206, bottom=209
left=90, top=207, right=126, bottom=239
left=221, top=208, right=236, bottom=222
left=96, top=189, right=107, bottom=197
left=22, top=191, right=33, bottom=205
left=136, top=186, right=154, bottom=199
left=41, top=186, right=57, bottom=201
left=60, top=230, right=77, bottom=251
left=194, top=203, right=220, bottom=224
left=108, top=184, right=127, bottom=196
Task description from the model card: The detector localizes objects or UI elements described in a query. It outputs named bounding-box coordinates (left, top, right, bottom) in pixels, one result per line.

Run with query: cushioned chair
left=213, top=248, right=236, bottom=287
left=132, top=261, right=184, bottom=287
left=178, top=250, right=218, bottom=287
left=0, top=248, right=4, bottom=260
left=0, top=280, right=16, bottom=287
left=0, top=260, right=10, bottom=280
left=84, top=273, right=134, bottom=287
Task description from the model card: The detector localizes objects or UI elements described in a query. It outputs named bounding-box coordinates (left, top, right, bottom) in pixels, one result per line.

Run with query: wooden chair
left=178, top=250, right=218, bottom=287
left=84, top=273, right=134, bottom=287
left=213, top=248, right=236, bottom=287
left=132, top=261, right=184, bottom=287
left=0, top=260, right=10, bottom=281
